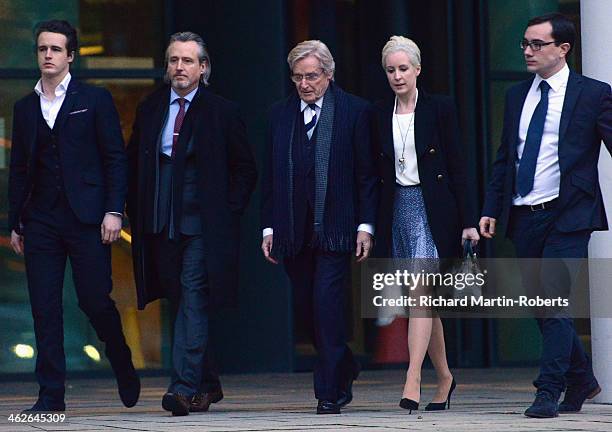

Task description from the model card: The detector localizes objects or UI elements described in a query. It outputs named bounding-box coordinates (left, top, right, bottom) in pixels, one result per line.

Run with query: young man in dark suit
left=261, top=40, right=378, bottom=415
left=126, top=32, right=257, bottom=416
left=8, top=20, right=139, bottom=412
left=480, top=13, right=612, bottom=418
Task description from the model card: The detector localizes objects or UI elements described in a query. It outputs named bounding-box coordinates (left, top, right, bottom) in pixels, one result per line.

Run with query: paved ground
left=1, top=368, right=611, bottom=431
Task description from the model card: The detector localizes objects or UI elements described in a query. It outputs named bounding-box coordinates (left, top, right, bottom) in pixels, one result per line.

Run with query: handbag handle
left=463, top=240, right=476, bottom=258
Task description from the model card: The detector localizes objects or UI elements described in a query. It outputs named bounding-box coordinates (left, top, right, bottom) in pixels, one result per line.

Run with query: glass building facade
left=0, top=0, right=586, bottom=377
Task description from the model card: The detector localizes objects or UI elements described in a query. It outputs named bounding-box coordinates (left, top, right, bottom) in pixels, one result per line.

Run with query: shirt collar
left=300, top=95, right=324, bottom=112
left=534, top=63, right=569, bottom=93
left=170, top=86, right=198, bottom=105
left=34, top=72, right=72, bottom=98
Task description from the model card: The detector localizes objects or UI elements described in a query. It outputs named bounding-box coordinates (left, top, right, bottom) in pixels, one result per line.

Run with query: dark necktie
left=171, top=97, right=186, bottom=158
left=516, top=80, right=551, bottom=197
left=304, top=103, right=317, bottom=139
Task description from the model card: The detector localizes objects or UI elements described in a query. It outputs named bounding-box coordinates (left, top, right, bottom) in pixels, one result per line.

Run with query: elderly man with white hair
left=261, top=40, right=378, bottom=414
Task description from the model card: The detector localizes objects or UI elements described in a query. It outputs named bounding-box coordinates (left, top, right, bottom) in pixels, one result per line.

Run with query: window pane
left=0, top=0, right=163, bottom=69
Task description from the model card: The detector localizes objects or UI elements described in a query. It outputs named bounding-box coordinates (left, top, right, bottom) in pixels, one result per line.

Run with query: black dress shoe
left=399, top=398, right=419, bottom=414
left=317, top=400, right=341, bottom=414
left=559, top=380, right=601, bottom=413
left=22, top=399, right=65, bottom=413
left=162, top=392, right=191, bottom=416
left=425, top=379, right=457, bottom=411
left=189, top=388, right=224, bottom=412
left=337, top=365, right=360, bottom=408
left=524, top=391, right=559, bottom=418
left=117, top=370, right=140, bottom=408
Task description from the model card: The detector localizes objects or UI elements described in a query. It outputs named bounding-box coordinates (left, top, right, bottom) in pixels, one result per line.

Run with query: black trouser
left=509, top=204, right=595, bottom=399
left=23, top=195, right=133, bottom=407
left=284, top=245, right=357, bottom=401
left=150, top=231, right=219, bottom=396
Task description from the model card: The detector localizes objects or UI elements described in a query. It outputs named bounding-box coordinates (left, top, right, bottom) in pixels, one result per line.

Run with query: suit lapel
left=149, top=88, right=170, bottom=150
left=53, top=79, right=78, bottom=132
left=510, top=78, right=534, bottom=161
left=24, top=92, right=40, bottom=157
left=559, top=71, right=583, bottom=146
left=179, top=86, right=211, bottom=161
left=278, top=93, right=300, bottom=157
left=414, top=92, right=434, bottom=157
left=380, top=98, right=395, bottom=160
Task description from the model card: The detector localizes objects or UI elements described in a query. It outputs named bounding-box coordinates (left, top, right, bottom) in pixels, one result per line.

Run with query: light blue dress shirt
left=161, top=87, right=198, bottom=156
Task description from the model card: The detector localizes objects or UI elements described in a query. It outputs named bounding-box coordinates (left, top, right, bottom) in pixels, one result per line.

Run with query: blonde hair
left=287, top=40, right=335, bottom=78
left=381, top=35, right=421, bottom=69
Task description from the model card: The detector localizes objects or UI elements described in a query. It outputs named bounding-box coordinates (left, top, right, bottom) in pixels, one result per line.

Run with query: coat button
left=381, top=179, right=385, bottom=184
left=429, top=148, right=436, bottom=154
left=380, top=152, right=384, bottom=157
left=437, top=174, right=443, bottom=180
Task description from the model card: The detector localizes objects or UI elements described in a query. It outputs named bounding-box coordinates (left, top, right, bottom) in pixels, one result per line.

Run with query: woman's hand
left=462, top=227, right=480, bottom=246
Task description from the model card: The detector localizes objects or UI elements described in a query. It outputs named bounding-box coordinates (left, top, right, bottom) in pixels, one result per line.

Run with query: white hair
left=287, top=40, right=335, bottom=78
left=381, top=35, right=421, bottom=69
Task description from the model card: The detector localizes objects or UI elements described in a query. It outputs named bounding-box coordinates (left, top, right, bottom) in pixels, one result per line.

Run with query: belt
left=513, top=198, right=558, bottom=212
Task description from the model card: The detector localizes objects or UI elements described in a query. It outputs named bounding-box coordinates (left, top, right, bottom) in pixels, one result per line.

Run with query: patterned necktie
left=304, top=103, right=318, bottom=140
left=171, top=97, right=186, bottom=158
left=516, top=80, right=551, bottom=197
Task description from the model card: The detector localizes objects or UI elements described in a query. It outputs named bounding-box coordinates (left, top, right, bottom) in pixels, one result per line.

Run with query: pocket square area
left=69, top=108, right=88, bottom=115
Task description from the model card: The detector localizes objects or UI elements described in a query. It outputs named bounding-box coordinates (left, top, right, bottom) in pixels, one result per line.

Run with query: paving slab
left=0, top=368, right=611, bottom=431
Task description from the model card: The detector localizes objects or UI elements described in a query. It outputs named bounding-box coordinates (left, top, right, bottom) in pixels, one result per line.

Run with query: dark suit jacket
left=482, top=70, right=612, bottom=237
left=8, top=79, right=127, bottom=233
left=127, top=85, right=257, bottom=310
left=373, top=91, right=474, bottom=259
left=260, top=82, right=378, bottom=257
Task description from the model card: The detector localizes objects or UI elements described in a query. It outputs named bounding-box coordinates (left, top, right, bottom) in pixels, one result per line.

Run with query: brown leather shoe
left=162, top=392, right=191, bottom=416
left=189, top=389, right=224, bottom=412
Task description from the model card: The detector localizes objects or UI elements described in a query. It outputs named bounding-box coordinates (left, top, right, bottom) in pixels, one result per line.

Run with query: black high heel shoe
left=425, top=379, right=456, bottom=411
left=399, top=398, right=419, bottom=413
left=399, top=383, right=421, bottom=414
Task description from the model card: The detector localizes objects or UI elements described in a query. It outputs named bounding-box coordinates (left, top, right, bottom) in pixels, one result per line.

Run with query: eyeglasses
left=290, top=69, right=324, bottom=83
left=520, top=39, right=557, bottom=51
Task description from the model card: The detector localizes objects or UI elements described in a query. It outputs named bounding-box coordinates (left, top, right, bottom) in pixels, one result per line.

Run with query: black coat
left=127, top=85, right=257, bottom=309
left=260, top=82, right=379, bottom=256
left=8, top=79, right=127, bottom=233
left=373, top=91, right=474, bottom=259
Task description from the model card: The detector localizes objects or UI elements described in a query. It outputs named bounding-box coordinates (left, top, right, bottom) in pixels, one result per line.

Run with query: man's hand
left=462, top=227, right=480, bottom=246
left=10, top=230, right=24, bottom=255
left=261, top=234, right=278, bottom=264
left=101, top=213, right=123, bottom=244
left=355, top=231, right=373, bottom=263
left=479, top=216, right=497, bottom=239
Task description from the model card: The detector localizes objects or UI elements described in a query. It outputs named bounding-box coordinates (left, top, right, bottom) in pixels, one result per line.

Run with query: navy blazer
left=8, top=79, right=127, bottom=233
left=373, top=92, right=474, bottom=259
left=482, top=71, right=612, bottom=237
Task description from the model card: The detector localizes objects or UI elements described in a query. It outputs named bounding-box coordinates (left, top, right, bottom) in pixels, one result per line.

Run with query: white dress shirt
left=161, top=87, right=198, bottom=156
left=393, top=90, right=420, bottom=185
left=513, top=64, right=569, bottom=206
left=34, top=72, right=72, bottom=129
left=263, top=95, right=374, bottom=238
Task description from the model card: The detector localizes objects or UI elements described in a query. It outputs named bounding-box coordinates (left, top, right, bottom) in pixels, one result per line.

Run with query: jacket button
left=429, top=148, right=436, bottom=154
left=380, top=152, right=384, bottom=157
left=381, top=179, right=385, bottom=184
left=437, top=174, right=443, bottom=180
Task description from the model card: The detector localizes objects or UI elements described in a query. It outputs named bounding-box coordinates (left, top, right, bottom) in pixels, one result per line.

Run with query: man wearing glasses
left=480, top=13, right=612, bottom=418
left=260, top=40, right=378, bottom=414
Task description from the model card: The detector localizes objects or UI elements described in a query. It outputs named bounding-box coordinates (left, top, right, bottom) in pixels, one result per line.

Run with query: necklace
left=393, top=95, right=416, bottom=173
